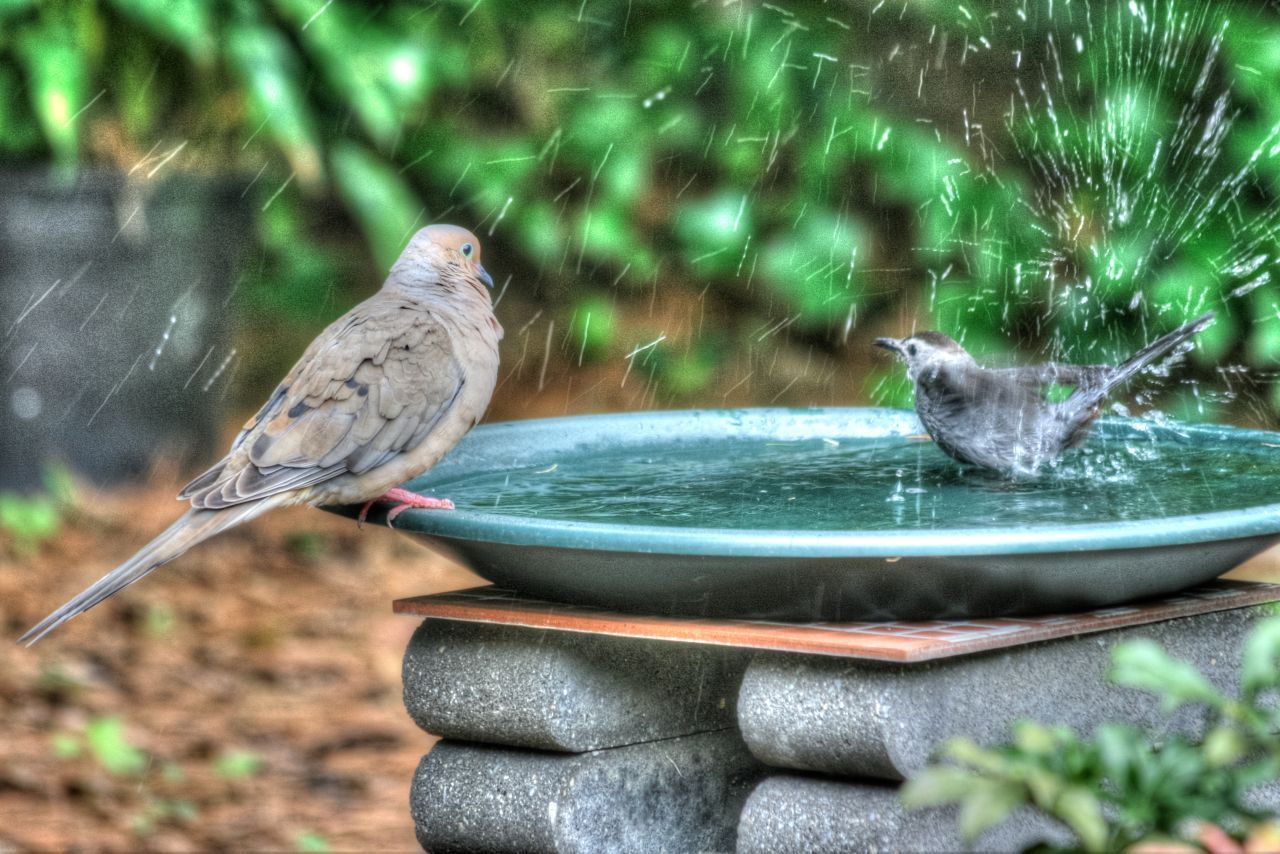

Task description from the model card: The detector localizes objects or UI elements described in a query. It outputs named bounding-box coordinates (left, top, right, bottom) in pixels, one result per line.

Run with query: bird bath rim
left=330, top=407, right=1280, bottom=558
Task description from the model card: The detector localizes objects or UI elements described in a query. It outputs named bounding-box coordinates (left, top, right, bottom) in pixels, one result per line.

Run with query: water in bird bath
left=426, top=420, right=1280, bottom=532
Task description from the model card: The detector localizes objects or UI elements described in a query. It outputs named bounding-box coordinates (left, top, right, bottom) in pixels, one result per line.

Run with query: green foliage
left=50, top=715, right=268, bottom=837
left=214, top=749, right=265, bottom=779
left=902, top=617, right=1280, bottom=851
left=0, top=492, right=60, bottom=551
left=50, top=731, right=82, bottom=759
left=296, top=831, right=331, bottom=853
left=1, top=0, right=1278, bottom=410
left=85, top=716, right=148, bottom=776
left=569, top=295, right=619, bottom=362
left=0, top=465, right=77, bottom=553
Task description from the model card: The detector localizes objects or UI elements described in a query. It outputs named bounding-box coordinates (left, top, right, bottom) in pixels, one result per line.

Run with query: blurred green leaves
left=330, top=142, right=421, bottom=269
left=1, top=0, right=1278, bottom=409
left=14, top=19, right=87, bottom=171
left=223, top=16, right=323, bottom=186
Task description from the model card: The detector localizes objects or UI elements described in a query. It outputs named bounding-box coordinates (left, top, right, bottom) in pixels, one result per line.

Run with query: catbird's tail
left=18, top=497, right=282, bottom=646
left=1072, top=311, right=1215, bottom=409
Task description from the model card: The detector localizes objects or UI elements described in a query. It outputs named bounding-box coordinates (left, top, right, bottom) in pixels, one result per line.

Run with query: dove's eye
left=906, top=343, right=918, bottom=357
left=460, top=243, right=474, bottom=258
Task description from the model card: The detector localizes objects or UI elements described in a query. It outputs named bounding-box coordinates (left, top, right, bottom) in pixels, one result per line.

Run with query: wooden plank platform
left=394, top=579, right=1280, bottom=663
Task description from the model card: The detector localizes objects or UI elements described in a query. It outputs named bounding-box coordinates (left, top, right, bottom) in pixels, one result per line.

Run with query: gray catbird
left=875, top=311, right=1215, bottom=474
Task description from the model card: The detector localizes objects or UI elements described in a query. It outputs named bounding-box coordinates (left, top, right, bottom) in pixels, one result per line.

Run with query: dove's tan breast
left=300, top=301, right=502, bottom=506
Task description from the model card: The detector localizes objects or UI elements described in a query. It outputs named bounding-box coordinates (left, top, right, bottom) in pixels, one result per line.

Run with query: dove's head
left=391, top=224, right=495, bottom=297
left=874, top=331, right=972, bottom=381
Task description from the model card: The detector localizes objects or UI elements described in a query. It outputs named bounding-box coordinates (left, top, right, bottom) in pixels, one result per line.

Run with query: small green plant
left=0, top=491, right=60, bottom=552
left=0, top=464, right=77, bottom=553
left=902, top=617, right=1280, bottom=851
left=84, top=716, right=148, bottom=775
left=214, top=748, right=265, bottom=780
left=296, top=831, right=331, bottom=853
left=49, top=715, right=270, bottom=837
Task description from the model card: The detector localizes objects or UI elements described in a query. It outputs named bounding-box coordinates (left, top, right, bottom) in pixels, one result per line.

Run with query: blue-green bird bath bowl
left=333, top=408, right=1280, bottom=621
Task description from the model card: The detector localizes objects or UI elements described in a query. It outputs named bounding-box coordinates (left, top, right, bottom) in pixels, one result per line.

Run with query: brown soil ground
left=0, top=477, right=482, bottom=852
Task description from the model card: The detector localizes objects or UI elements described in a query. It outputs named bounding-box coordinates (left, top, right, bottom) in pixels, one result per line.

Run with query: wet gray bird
left=875, top=312, right=1215, bottom=475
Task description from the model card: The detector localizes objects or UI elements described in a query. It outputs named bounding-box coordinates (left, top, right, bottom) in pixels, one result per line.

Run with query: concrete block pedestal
left=395, top=583, right=1280, bottom=853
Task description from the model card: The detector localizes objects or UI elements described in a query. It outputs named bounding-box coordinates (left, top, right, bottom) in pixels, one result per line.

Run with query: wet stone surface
left=735, top=775, right=1070, bottom=854
left=410, top=731, right=764, bottom=854
left=403, top=618, right=750, bottom=752
left=737, top=606, right=1265, bottom=780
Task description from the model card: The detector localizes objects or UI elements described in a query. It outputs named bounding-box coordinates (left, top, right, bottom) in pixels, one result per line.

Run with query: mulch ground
left=0, top=478, right=482, bottom=852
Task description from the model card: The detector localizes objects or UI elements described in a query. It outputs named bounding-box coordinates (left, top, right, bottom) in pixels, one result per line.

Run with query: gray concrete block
left=736, top=775, right=1070, bottom=853
left=739, top=606, right=1265, bottom=780
left=403, top=619, right=749, bottom=751
left=411, top=731, right=765, bottom=854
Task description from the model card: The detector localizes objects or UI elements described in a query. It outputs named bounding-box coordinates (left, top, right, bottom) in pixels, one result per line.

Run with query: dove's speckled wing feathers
left=179, top=295, right=464, bottom=510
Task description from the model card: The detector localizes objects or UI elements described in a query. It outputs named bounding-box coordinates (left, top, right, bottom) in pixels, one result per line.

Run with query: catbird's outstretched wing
left=986, top=364, right=1112, bottom=395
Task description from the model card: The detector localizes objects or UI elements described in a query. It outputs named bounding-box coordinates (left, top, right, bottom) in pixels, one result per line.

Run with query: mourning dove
left=20, top=224, right=503, bottom=645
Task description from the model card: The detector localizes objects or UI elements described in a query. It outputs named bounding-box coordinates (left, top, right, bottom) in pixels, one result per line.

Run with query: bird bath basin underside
left=330, top=408, right=1280, bottom=621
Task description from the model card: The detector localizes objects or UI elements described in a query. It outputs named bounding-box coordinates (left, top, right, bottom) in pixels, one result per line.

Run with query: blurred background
left=4, top=0, right=1280, bottom=848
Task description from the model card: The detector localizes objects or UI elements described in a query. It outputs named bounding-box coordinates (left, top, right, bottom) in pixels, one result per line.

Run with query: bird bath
left=334, top=408, right=1280, bottom=620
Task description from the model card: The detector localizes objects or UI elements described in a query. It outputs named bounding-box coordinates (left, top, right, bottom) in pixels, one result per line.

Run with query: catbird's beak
left=874, top=337, right=903, bottom=356
left=476, top=263, right=495, bottom=289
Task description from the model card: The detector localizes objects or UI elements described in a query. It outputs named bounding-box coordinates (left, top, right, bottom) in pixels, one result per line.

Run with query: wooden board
left=394, top=579, right=1280, bottom=663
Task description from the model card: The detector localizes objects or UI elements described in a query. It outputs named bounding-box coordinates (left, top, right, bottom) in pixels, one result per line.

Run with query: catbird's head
left=874, top=332, right=972, bottom=381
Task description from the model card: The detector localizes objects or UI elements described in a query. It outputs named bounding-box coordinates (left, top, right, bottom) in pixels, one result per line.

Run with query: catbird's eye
left=906, top=343, right=918, bottom=357
left=461, top=243, right=474, bottom=258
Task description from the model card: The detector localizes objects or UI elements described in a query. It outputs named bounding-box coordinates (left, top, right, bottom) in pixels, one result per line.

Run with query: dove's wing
left=179, top=295, right=465, bottom=510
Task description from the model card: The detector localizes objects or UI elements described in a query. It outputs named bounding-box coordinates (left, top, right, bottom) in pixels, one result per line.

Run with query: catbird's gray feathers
left=875, top=312, right=1215, bottom=474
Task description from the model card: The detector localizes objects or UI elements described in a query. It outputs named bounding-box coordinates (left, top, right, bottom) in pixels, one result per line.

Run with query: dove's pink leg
left=357, top=488, right=455, bottom=528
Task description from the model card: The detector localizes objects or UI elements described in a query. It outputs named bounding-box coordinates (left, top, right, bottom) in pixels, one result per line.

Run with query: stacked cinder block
left=402, top=606, right=1269, bottom=853
left=402, top=619, right=763, bottom=853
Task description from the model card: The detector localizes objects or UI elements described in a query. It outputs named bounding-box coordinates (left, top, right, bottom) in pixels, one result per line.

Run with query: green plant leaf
left=1054, top=786, right=1108, bottom=853
left=1109, top=639, right=1224, bottom=712
left=900, top=766, right=979, bottom=809
left=1241, top=617, right=1280, bottom=700
left=50, top=732, right=81, bottom=759
left=296, top=832, right=330, bottom=853
left=1012, top=721, right=1057, bottom=756
left=224, top=20, right=324, bottom=186
left=214, top=749, right=265, bottom=779
left=330, top=141, right=423, bottom=270
left=0, top=492, right=61, bottom=546
left=569, top=296, right=618, bottom=362
left=957, top=780, right=1024, bottom=843
left=15, top=21, right=86, bottom=171
left=108, top=0, right=214, bottom=63
left=85, top=717, right=147, bottom=776
left=1201, top=726, right=1247, bottom=769
left=275, top=0, right=399, bottom=146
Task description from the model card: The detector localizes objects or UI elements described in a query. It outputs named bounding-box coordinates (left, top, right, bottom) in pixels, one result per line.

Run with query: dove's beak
left=476, top=263, right=495, bottom=289
left=874, top=337, right=903, bottom=356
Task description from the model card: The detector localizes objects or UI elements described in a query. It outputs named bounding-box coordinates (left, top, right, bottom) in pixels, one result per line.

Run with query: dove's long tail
left=1072, top=311, right=1216, bottom=409
left=19, top=496, right=284, bottom=646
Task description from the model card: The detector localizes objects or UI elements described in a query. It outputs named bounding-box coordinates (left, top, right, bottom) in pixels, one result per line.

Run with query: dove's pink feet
left=357, top=488, right=455, bottom=528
